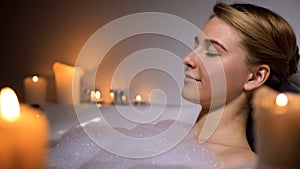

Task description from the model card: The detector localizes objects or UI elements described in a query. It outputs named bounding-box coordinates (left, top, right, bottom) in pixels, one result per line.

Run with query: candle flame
left=95, top=91, right=101, bottom=99
left=0, top=87, right=20, bottom=121
left=32, top=75, right=39, bottom=83
left=276, top=93, right=288, bottom=107
left=110, top=91, right=114, bottom=98
left=136, top=95, right=142, bottom=101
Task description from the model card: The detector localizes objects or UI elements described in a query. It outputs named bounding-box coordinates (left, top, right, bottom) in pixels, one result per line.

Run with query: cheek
left=224, top=60, right=249, bottom=96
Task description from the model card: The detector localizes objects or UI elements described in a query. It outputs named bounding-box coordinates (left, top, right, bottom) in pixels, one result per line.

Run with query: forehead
left=199, top=17, right=241, bottom=51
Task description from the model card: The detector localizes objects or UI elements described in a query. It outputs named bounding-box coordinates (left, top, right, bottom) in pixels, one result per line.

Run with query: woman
left=49, top=3, right=299, bottom=169
left=182, top=3, right=299, bottom=168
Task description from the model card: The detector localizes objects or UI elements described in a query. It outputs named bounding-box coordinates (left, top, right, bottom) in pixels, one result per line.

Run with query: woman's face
left=182, top=17, right=250, bottom=109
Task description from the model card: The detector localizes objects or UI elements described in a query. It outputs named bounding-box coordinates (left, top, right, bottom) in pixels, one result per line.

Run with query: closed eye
left=205, top=51, right=220, bottom=57
left=194, top=36, right=224, bottom=57
left=205, top=40, right=220, bottom=57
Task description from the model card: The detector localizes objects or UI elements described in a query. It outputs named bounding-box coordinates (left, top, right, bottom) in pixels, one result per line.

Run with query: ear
left=244, top=65, right=270, bottom=91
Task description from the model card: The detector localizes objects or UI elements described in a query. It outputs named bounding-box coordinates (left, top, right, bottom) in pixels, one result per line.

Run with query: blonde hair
left=213, top=3, right=299, bottom=90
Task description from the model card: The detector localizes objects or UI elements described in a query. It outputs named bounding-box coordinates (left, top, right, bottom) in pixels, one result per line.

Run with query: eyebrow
left=204, top=39, right=228, bottom=52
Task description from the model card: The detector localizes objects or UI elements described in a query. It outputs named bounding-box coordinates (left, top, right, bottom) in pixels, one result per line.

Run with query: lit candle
left=53, top=62, right=84, bottom=105
left=122, top=95, right=127, bottom=104
left=136, top=95, right=142, bottom=102
left=252, top=86, right=300, bottom=168
left=276, top=93, right=288, bottom=108
left=90, top=90, right=103, bottom=103
left=133, top=94, right=147, bottom=105
left=24, top=75, right=47, bottom=105
left=0, top=87, right=48, bottom=169
left=109, top=90, right=115, bottom=104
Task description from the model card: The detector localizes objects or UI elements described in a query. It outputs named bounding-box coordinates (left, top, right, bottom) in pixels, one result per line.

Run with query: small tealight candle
left=90, top=90, right=103, bottom=103
left=0, top=87, right=48, bottom=169
left=122, top=95, right=127, bottom=104
left=252, top=86, right=300, bottom=168
left=109, top=90, right=115, bottom=104
left=136, top=95, right=142, bottom=102
left=24, top=75, right=47, bottom=105
left=95, top=91, right=101, bottom=100
left=133, top=94, right=147, bottom=106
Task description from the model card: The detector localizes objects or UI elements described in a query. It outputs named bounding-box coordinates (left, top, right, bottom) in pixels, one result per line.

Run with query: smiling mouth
left=185, top=74, right=201, bottom=82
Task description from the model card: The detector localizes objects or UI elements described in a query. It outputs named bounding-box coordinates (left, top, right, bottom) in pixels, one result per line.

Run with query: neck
left=192, top=95, right=251, bottom=149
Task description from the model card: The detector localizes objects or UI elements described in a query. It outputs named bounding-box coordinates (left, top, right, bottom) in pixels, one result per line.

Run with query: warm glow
left=32, top=75, right=39, bottom=83
left=110, top=91, right=114, bottom=98
left=90, top=90, right=101, bottom=102
left=0, top=87, right=20, bottom=121
left=122, top=95, right=126, bottom=102
left=136, top=95, right=142, bottom=101
left=95, top=91, right=101, bottom=99
left=276, top=93, right=288, bottom=107
left=90, top=91, right=95, bottom=99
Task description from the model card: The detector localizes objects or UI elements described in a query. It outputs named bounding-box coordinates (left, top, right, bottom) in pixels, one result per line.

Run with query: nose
left=183, top=51, right=197, bottom=69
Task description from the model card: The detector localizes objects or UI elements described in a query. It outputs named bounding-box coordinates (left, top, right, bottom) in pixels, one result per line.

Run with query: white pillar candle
left=24, top=75, right=47, bottom=105
left=53, top=62, right=84, bottom=105
left=0, top=87, right=48, bottom=169
left=253, top=86, right=300, bottom=168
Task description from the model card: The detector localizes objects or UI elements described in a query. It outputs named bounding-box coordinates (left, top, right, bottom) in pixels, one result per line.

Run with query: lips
left=185, top=73, right=201, bottom=82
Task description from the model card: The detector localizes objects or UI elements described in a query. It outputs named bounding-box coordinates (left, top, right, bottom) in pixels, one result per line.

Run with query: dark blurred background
left=1, top=0, right=299, bottom=103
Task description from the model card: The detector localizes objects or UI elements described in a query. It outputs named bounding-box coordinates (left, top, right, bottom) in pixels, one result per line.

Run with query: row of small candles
left=24, top=74, right=147, bottom=105
left=90, top=89, right=146, bottom=105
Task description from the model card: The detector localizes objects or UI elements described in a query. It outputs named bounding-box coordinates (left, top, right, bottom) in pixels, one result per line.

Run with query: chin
left=181, top=87, right=200, bottom=104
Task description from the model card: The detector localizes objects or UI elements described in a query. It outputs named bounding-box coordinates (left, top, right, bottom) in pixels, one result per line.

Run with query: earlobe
left=244, top=65, right=270, bottom=91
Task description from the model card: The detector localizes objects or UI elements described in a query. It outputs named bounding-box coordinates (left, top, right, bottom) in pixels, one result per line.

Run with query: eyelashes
left=194, top=39, right=220, bottom=57
left=205, top=50, right=220, bottom=57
